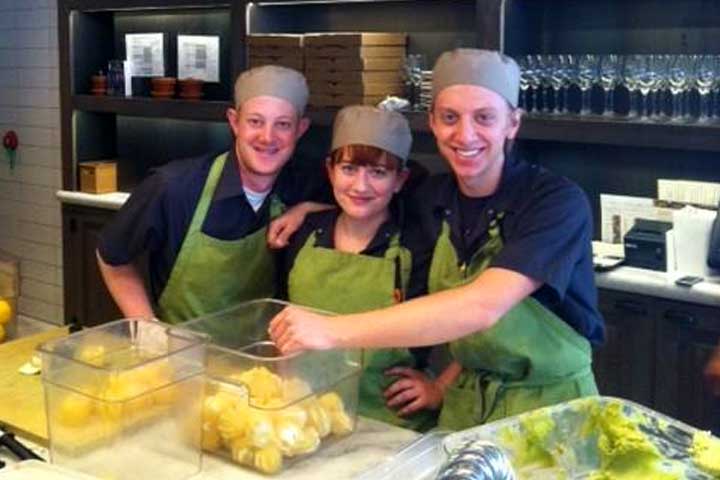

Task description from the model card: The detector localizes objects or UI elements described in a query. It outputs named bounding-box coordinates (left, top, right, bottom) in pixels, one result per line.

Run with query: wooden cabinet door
left=654, top=299, right=720, bottom=431
left=594, top=289, right=656, bottom=408
left=62, top=205, right=123, bottom=327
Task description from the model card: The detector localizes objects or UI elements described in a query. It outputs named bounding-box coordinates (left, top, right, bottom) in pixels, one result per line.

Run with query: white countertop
left=54, top=189, right=720, bottom=307
left=56, top=190, right=129, bottom=211
left=0, top=418, right=420, bottom=480
left=596, top=266, right=720, bottom=307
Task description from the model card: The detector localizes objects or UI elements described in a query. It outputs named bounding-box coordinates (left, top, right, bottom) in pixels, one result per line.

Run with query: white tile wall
left=0, top=0, right=62, bottom=325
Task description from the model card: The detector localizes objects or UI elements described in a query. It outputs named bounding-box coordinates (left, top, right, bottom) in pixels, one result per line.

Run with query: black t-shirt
left=97, top=148, right=329, bottom=301
left=404, top=156, right=605, bottom=346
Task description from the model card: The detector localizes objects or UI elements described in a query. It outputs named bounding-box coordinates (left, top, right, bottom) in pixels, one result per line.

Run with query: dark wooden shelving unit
left=73, top=95, right=230, bottom=121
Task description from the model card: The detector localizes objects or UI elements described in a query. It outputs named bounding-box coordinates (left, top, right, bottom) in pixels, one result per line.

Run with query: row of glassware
left=518, top=54, right=720, bottom=121
left=403, top=53, right=720, bottom=122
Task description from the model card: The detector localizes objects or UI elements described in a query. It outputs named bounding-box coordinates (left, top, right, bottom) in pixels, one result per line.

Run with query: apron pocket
left=438, top=382, right=478, bottom=431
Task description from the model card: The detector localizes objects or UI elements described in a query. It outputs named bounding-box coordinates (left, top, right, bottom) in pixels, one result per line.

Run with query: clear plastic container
left=174, top=299, right=362, bottom=475
left=37, top=319, right=207, bottom=480
left=443, top=396, right=720, bottom=479
left=354, top=431, right=449, bottom=480
left=0, top=249, right=19, bottom=342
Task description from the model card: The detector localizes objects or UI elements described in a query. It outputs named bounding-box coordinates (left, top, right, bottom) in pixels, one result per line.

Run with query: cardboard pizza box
left=303, top=32, right=407, bottom=47
left=305, top=56, right=405, bottom=72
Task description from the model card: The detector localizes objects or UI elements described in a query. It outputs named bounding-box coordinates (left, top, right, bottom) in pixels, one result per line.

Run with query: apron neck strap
left=186, top=152, right=228, bottom=236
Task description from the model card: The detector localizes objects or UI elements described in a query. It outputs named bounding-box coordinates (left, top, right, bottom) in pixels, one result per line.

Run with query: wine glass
left=598, top=54, right=621, bottom=115
left=695, top=54, right=720, bottom=122
left=621, top=55, right=641, bottom=117
left=649, top=54, right=670, bottom=119
left=524, top=55, right=542, bottom=113
left=537, top=54, right=554, bottom=113
left=667, top=55, right=691, bottom=120
left=518, top=56, right=533, bottom=112
left=576, top=54, right=599, bottom=115
left=548, top=54, right=572, bottom=114
left=635, top=55, right=660, bottom=119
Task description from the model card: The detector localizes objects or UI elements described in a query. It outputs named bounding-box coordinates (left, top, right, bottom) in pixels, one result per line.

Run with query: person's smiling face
left=327, top=147, right=407, bottom=224
left=429, top=84, right=520, bottom=194
left=227, top=96, right=309, bottom=184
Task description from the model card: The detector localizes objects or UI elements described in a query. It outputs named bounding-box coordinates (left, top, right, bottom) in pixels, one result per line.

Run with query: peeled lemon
left=254, top=445, right=283, bottom=474
left=0, top=299, right=11, bottom=325
left=56, top=392, right=94, bottom=427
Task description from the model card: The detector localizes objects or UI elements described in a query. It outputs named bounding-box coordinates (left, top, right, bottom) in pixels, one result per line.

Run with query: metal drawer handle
left=614, top=300, right=647, bottom=315
left=664, top=310, right=697, bottom=327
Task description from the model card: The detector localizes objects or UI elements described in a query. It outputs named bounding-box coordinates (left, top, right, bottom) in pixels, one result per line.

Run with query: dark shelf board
left=73, top=95, right=230, bottom=122
left=310, top=108, right=720, bottom=152
left=520, top=114, right=720, bottom=152
left=64, top=0, right=229, bottom=11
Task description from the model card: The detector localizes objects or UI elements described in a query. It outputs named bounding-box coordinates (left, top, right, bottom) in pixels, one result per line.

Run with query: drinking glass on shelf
left=537, top=54, right=554, bottom=113
left=621, top=55, right=642, bottom=117
left=548, top=54, right=572, bottom=114
left=635, top=55, right=659, bottom=119
left=518, top=56, right=533, bottom=112
left=524, top=55, right=542, bottom=113
left=667, top=54, right=691, bottom=120
left=575, top=54, right=599, bottom=115
left=711, top=55, right=720, bottom=119
left=695, top=54, right=719, bottom=122
left=649, top=54, right=670, bottom=119
left=598, top=54, right=620, bottom=115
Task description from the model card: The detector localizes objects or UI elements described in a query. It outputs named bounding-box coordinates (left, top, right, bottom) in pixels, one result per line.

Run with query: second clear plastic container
left=174, top=299, right=362, bottom=475
left=38, top=319, right=207, bottom=480
left=443, top=396, right=720, bottom=479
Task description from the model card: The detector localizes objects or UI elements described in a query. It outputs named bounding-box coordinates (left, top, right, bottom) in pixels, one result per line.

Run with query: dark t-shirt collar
left=433, top=154, right=529, bottom=216
left=310, top=208, right=401, bottom=254
left=213, top=148, right=247, bottom=201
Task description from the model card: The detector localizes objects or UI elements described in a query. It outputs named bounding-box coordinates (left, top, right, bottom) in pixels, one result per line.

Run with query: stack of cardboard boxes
left=246, top=32, right=407, bottom=108
left=247, top=34, right=305, bottom=72
left=304, top=33, right=407, bottom=107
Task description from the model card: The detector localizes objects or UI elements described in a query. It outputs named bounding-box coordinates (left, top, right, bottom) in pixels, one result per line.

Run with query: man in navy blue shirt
left=97, top=65, right=321, bottom=324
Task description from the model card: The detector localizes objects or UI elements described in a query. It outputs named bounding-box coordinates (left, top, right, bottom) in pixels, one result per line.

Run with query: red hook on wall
left=2, top=130, right=18, bottom=171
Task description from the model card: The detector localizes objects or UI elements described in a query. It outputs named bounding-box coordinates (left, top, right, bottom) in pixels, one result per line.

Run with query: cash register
left=623, top=219, right=673, bottom=271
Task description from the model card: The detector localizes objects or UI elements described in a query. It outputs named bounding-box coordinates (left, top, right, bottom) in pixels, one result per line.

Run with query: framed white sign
left=125, top=33, right=165, bottom=77
left=177, top=35, right=220, bottom=82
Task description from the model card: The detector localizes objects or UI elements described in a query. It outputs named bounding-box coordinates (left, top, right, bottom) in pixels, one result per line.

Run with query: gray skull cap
left=432, top=49, right=520, bottom=108
left=331, top=105, right=412, bottom=162
left=234, top=65, right=309, bottom=115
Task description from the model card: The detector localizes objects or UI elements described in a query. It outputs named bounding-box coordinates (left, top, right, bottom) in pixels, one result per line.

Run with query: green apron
left=157, top=152, right=284, bottom=324
left=429, top=213, right=598, bottom=431
left=288, top=230, right=437, bottom=431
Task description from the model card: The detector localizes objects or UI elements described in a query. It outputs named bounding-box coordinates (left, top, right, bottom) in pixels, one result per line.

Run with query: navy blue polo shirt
left=97, top=148, right=329, bottom=301
left=404, top=156, right=605, bottom=346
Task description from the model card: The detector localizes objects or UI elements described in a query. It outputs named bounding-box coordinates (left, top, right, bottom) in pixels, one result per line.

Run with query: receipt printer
left=623, top=219, right=673, bottom=271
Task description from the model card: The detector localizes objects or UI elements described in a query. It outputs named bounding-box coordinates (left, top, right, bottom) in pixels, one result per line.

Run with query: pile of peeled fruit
left=202, top=366, right=354, bottom=474
left=53, top=344, right=177, bottom=447
left=0, top=297, right=12, bottom=343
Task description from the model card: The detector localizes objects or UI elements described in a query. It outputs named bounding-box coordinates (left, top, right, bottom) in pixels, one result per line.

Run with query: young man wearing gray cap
left=97, top=65, right=319, bottom=324
left=269, top=49, right=604, bottom=430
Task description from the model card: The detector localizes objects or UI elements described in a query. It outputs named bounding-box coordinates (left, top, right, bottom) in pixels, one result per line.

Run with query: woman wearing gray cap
left=282, top=105, right=460, bottom=431
left=270, top=50, right=604, bottom=430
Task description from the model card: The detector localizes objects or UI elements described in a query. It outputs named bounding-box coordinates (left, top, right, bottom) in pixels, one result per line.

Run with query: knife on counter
left=0, top=425, right=44, bottom=462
